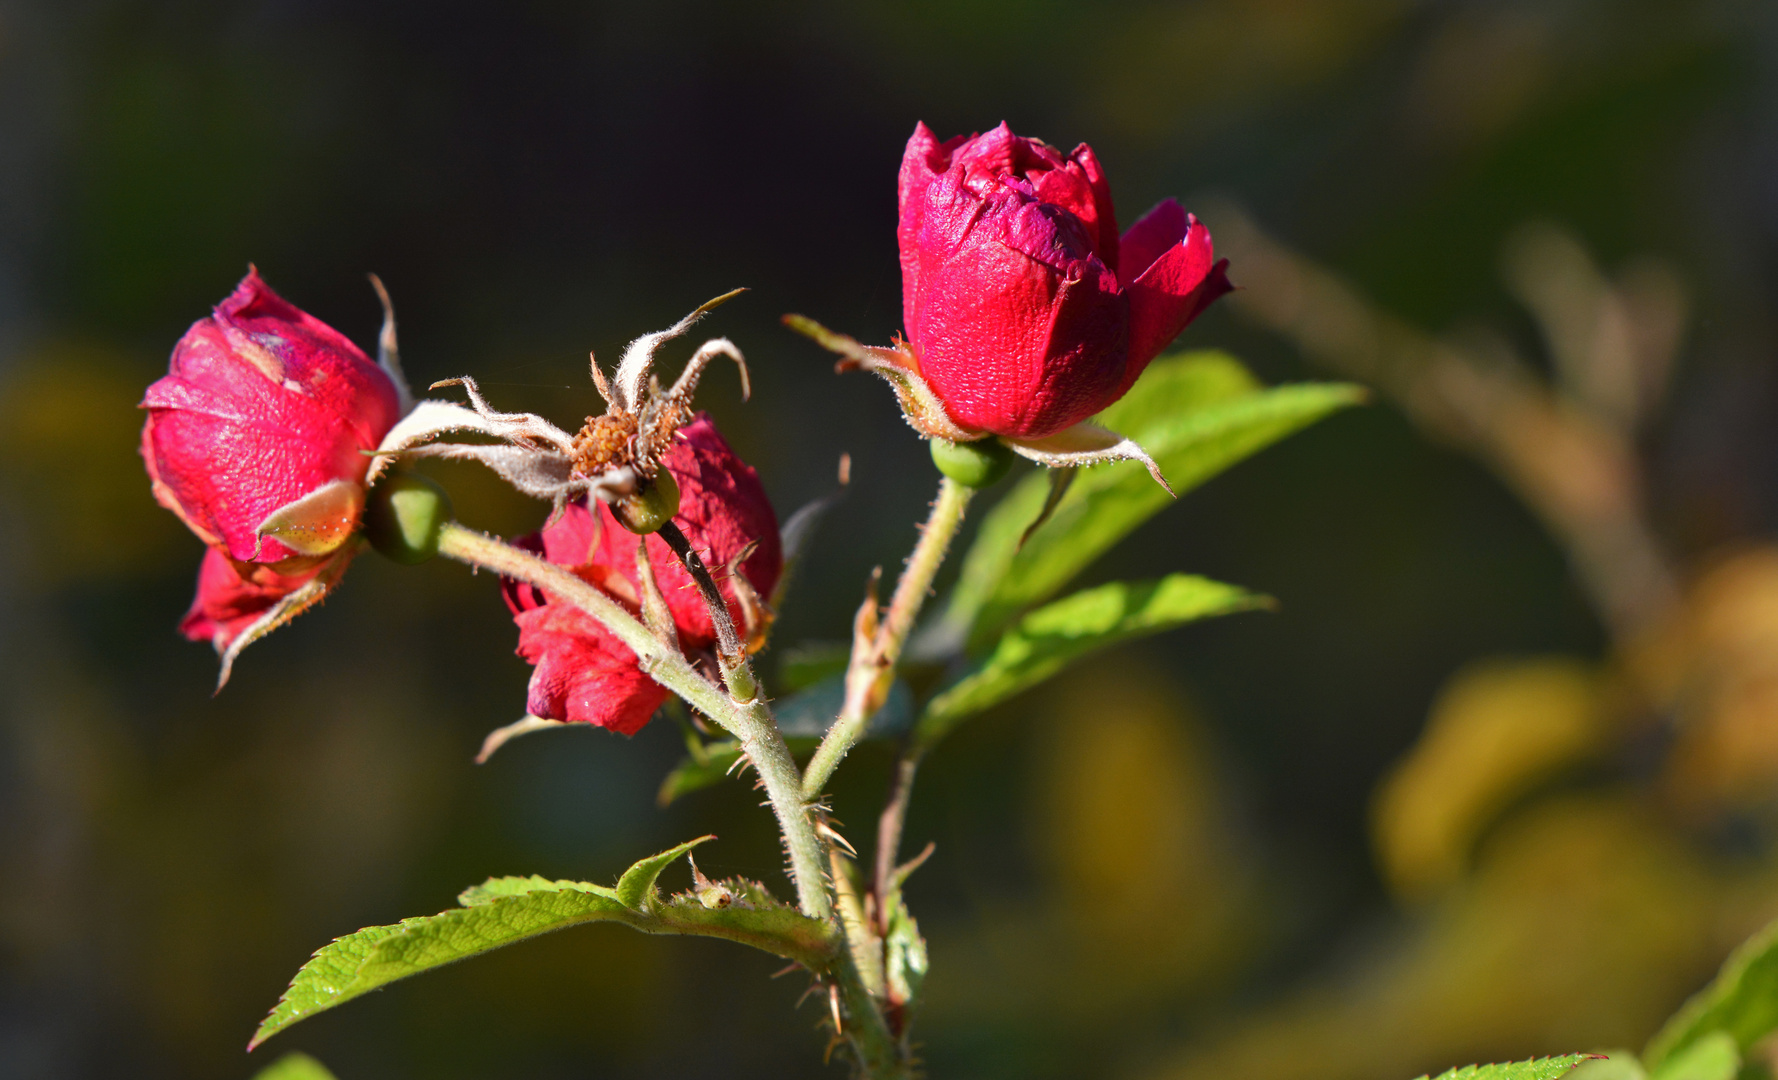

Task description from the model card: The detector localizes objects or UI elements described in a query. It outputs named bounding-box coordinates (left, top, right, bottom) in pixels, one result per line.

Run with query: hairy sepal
left=367, top=399, right=576, bottom=486
left=1000, top=422, right=1172, bottom=495
left=783, top=315, right=977, bottom=441
left=254, top=479, right=364, bottom=559
left=215, top=543, right=358, bottom=691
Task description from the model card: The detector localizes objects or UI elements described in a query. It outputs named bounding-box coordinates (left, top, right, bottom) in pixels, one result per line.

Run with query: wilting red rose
left=142, top=269, right=403, bottom=659
left=898, top=121, right=1231, bottom=440
left=502, top=414, right=781, bottom=734
left=142, top=268, right=402, bottom=570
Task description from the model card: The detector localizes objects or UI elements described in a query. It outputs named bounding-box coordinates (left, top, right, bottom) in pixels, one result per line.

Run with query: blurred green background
left=4, top=1, right=1778, bottom=1077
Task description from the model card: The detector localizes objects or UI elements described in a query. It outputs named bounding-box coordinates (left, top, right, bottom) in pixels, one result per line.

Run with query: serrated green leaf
left=1416, top=1054, right=1594, bottom=1080
left=914, top=574, right=1269, bottom=750
left=934, top=352, right=1361, bottom=655
left=1651, top=1032, right=1738, bottom=1080
left=457, top=874, right=577, bottom=905
left=1646, top=917, right=1778, bottom=1070
left=253, top=840, right=837, bottom=1049
left=615, top=836, right=713, bottom=909
left=251, top=1052, right=338, bottom=1080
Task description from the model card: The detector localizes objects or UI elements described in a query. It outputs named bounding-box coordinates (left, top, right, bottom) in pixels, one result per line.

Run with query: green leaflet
left=1416, top=1055, right=1596, bottom=1080
left=1650, top=1032, right=1738, bottom=1080
left=615, top=836, right=713, bottom=909
left=933, top=351, right=1362, bottom=656
left=884, top=896, right=928, bottom=1009
left=251, top=1052, right=339, bottom=1080
left=252, top=839, right=838, bottom=1049
left=914, top=574, right=1269, bottom=751
left=1645, top=916, right=1778, bottom=1070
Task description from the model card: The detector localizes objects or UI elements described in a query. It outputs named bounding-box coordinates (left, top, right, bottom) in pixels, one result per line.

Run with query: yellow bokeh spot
left=1373, top=656, right=1605, bottom=900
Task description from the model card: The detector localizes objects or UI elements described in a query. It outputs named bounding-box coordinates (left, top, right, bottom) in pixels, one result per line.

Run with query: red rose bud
left=898, top=121, right=1232, bottom=440
left=144, top=269, right=410, bottom=686
left=141, top=268, right=402, bottom=569
left=502, top=415, right=780, bottom=734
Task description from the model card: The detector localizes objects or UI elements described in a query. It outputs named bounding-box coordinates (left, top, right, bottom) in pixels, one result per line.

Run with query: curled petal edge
left=215, top=542, right=359, bottom=692
left=782, top=314, right=977, bottom=442
left=1000, top=422, right=1174, bottom=496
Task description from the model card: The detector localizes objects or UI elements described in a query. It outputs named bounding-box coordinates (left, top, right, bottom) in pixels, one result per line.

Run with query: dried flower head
left=372, top=290, right=749, bottom=517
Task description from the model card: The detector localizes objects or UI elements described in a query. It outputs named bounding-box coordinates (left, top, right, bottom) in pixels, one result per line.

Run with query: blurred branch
left=1212, top=204, right=1681, bottom=645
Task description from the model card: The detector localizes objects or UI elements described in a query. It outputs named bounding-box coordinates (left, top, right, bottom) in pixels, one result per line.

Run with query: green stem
left=435, top=521, right=830, bottom=921
left=803, top=477, right=973, bottom=798
left=835, top=956, right=913, bottom=1079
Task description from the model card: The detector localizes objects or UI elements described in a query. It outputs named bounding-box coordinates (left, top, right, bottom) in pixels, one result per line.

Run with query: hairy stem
left=727, top=697, right=831, bottom=920
left=803, top=477, right=973, bottom=797
left=434, top=521, right=829, bottom=919
left=835, top=949, right=913, bottom=1079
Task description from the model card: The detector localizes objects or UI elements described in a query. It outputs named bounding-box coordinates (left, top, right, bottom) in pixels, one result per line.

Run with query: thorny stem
left=803, top=477, right=973, bottom=798
left=656, top=520, right=759, bottom=703
left=834, top=950, right=912, bottom=1079
left=439, top=522, right=915, bottom=1074
left=434, top=522, right=829, bottom=921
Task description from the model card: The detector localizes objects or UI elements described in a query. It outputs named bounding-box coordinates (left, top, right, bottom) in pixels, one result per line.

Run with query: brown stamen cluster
left=570, top=411, right=641, bottom=480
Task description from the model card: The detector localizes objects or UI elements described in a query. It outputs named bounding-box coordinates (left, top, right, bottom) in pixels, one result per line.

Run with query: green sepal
left=930, top=437, right=1015, bottom=488
left=915, top=574, right=1270, bottom=751
left=363, top=470, right=452, bottom=565
left=251, top=838, right=838, bottom=1049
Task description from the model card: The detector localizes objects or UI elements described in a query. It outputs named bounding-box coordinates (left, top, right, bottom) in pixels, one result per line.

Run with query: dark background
left=4, top=2, right=1777, bottom=1078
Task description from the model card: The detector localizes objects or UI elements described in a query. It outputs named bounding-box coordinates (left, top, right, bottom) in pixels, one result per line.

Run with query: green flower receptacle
left=364, top=471, right=453, bottom=565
